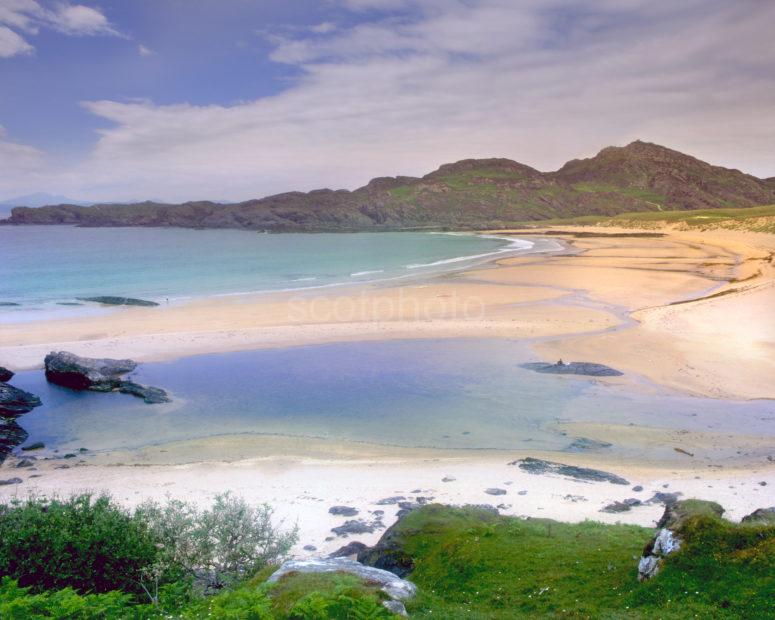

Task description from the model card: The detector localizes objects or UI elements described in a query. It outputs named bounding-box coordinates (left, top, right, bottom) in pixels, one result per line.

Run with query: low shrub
left=136, top=492, right=298, bottom=591
left=0, top=494, right=159, bottom=597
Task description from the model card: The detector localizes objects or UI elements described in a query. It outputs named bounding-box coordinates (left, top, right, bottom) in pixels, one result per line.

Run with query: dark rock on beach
left=0, top=302, right=20, bottom=307
left=741, top=507, right=775, bottom=526
left=0, top=367, right=14, bottom=382
left=485, top=488, right=507, bottom=496
left=45, top=351, right=137, bottom=391
left=601, top=498, right=642, bottom=513
left=522, top=360, right=623, bottom=376
left=44, top=351, right=170, bottom=404
left=332, top=520, right=378, bottom=537
left=512, top=457, right=630, bottom=485
left=78, top=296, right=159, bottom=307
left=0, top=477, right=22, bottom=486
left=329, top=541, right=368, bottom=558
left=375, top=496, right=406, bottom=505
left=0, top=418, right=28, bottom=465
left=329, top=506, right=359, bottom=517
left=0, top=382, right=42, bottom=417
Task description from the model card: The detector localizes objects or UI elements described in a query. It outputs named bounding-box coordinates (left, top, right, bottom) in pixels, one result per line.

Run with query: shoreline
left=1, top=224, right=774, bottom=551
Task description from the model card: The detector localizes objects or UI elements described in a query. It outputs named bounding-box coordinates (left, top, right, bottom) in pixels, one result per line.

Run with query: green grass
left=379, top=504, right=775, bottom=619
left=3, top=503, right=773, bottom=618
left=525, top=204, right=775, bottom=233
left=571, top=182, right=668, bottom=205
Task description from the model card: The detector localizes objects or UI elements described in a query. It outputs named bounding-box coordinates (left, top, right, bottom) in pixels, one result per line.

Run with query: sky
left=0, top=0, right=774, bottom=203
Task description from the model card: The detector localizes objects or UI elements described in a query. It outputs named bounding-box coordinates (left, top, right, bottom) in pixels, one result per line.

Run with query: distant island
left=3, top=141, right=774, bottom=232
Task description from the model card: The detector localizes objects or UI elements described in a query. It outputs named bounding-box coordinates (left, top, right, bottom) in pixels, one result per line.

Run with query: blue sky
left=1, top=0, right=774, bottom=202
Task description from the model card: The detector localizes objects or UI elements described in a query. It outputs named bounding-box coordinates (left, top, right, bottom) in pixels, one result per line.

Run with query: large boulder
left=45, top=351, right=137, bottom=391
left=44, top=351, right=170, bottom=403
left=0, top=382, right=42, bottom=416
left=267, top=557, right=416, bottom=616
left=0, top=418, right=28, bottom=465
left=511, top=457, right=630, bottom=485
left=637, top=499, right=724, bottom=581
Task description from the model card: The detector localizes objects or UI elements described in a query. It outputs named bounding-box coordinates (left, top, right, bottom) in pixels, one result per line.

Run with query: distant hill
left=0, top=192, right=93, bottom=208
left=3, top=141, right=774, bottom=231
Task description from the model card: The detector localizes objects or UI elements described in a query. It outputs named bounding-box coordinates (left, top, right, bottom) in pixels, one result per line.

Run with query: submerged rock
left=521, top=360, right=623, bottom=377
left=45, top=351, right=137, bottom=391
left=116, top=381, right=171, bottom=404
left=0, top=367, right=13, bottom=382
left=44, top=351, right=169, bottom=404
left=566, top=437, right=613, bottom=451
left=512, top=457, right=630, bottom=485
left=0, top=382, right=42, bottom=416
left=78, top=296, right=159, bottom=307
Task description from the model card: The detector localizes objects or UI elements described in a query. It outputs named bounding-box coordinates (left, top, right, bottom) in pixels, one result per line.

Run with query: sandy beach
left=1, top=225, right=774, bottom=553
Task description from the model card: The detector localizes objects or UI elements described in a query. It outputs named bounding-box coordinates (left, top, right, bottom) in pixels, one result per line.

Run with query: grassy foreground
left=1, top=502, right=773, bottom=618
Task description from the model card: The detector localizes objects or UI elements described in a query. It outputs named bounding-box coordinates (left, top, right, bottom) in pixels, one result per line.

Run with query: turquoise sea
left=0, top=226, right=550, bottom=322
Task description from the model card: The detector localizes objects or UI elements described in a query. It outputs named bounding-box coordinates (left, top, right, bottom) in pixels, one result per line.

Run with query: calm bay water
left=11, top=339, right=775, bottom=461
left=0, top=226, right=539, bottom=321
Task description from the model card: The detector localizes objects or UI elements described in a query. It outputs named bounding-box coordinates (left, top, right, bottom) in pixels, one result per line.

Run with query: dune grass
left=526, top=204, right=775, bottom=233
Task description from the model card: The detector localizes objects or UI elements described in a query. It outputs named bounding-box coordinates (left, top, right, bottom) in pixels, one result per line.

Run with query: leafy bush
left=269, top=573, right=393, bottom=620
left=136, top=493, right=298, bottom=590
left=0, top=577, right=138, bottom=620
left=0, top=494, right=159, bottom=597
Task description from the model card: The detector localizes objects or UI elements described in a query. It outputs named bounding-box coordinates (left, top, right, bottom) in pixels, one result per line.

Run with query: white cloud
left=138, top=43, right=153, bottom=56
left=0, top=24, right=32, bottom=56
left=49, top=3, right=117, bottom=36
left=0, top=0, right=119, bottom=57
left=4, top=0, right=775, bottom=201
left=309, top=21, right=337, bottom=34
left=0, top=126, right=46, bottom=195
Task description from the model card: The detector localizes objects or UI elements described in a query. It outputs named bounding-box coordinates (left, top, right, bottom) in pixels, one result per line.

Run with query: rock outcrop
left=44, top=351, right=170, bottom=404
left=45, top=351, right=137, bottom=391
left=511, top=457, right=630, bottom=485
left=267, top=557, right=416, bottom=616
left=637, top=499, right=724, bottom=581
left=0, top=380, right=42, bottom=464
left=0, top=367, right=13, bottom=382
left=0, top=382, right=42, bottom=416
left=521, top=361, right=623, bottom=377
left=0, top=418, right=29, bottom=465
left=741, top=507, right=775, bottom=526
